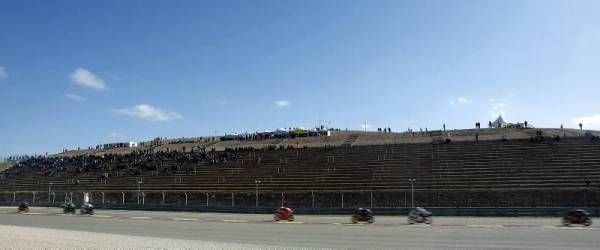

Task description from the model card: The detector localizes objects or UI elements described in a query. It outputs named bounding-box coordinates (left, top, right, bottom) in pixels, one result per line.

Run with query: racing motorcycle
left=274, top=207, right=295, bottom=221
left=562, top=209, right=592, bottom=227
left=80, top=203, right=95, bottom=215
left=62, top=202, right=77, bottom=214
left=408, top=207, right=433, bottom=224
left=351, top=208, right=374, bottom=224
left=17, top=202, right=30, bottom=213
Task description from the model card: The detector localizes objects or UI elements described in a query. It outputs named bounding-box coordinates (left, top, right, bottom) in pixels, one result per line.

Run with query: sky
left=1, top=0, right=600, bottom=157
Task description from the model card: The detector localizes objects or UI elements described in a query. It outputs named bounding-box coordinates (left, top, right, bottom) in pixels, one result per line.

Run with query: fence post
left=32, top=191, right=36, bottom=204
left=12, top=192, right=15, bottom=203
left=185, top=192, right=188, bottom=206
left=121, top=192, right=125, bottom=204
left=69, top=192, right=73, bottom=203
left=370, top=192, right=373, bottom=208
left=311, top=190, right=315, bottom=208
left=101, top=192, right=105, bottom=205
left=205, top=193, right=209, bottom=206
left=231, top=192, right=234, bottom=207
left=162, top=192, right=166, bottom=205
left=51, top=192, right=55, bottom=204
left=341, top=192, right=344, bottom=208
left=142, top=192, right=145, bottom=205
left=281, top=192, right=284, bottom=206
left=64, top=192, right=68, bottom=203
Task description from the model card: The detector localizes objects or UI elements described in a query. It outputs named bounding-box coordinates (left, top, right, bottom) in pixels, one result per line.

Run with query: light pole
left=48, top=182, right=53, bottom=203
left=137, top=179, right=143, bottom=204
left=254, top=179, right=262, bottom=207
left=408, top=178, right=416, bottom=208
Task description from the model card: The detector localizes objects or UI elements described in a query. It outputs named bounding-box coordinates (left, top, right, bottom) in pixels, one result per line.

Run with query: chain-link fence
left=1, top=189, right=598, bottom=208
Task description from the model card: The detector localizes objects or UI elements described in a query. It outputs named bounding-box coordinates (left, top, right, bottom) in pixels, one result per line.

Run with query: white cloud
left=70, top=68, right=107, bottom=90
left=450, top=97, right=471, bottom=105
left=489, top=102, right=506, bottom=118
left=274, top=100, right=291, bottom=107
left=107, top=132, right=127, bottom=142
left=0, top=66, right=7, bottom=79
left=112, top=104, right=183, bottom=122
left=65, top=93, right=87, bottom=102
left=572, top=114, right=600, bottom=128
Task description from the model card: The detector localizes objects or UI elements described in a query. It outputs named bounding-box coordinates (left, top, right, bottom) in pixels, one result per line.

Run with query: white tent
left=492, top=115, right=507, bottom=128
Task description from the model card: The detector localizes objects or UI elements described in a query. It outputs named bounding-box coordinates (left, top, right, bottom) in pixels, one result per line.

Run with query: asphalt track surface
left=1, top=207, right=600, bottom=249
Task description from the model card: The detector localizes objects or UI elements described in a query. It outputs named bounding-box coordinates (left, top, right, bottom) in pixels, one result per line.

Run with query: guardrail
left=2, top=202, right=599, bottom=216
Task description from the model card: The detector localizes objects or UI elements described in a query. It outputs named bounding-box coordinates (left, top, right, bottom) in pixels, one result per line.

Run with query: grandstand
left=1, top=127, right=599, bottom=208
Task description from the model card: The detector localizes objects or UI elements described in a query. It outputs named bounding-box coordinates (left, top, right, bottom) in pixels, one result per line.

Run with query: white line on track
left=92, top=215, right=112, bottom=218
left=223, top=219, right=248, bottom=223
left=173, top=218, right=197, bottom=221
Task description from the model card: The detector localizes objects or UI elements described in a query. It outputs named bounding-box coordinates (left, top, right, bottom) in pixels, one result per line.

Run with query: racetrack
left=1, top=207, right=599, bottom=249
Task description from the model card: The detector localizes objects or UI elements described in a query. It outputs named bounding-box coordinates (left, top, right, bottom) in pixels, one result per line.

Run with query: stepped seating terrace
left=2, top=128, right=600, bottom=207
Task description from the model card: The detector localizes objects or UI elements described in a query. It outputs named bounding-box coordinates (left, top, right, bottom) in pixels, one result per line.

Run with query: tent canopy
left=492, top=115, right=507, bottom=128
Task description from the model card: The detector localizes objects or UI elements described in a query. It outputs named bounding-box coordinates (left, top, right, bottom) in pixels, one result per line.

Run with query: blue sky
left=1, top=0, right=600, bottom=157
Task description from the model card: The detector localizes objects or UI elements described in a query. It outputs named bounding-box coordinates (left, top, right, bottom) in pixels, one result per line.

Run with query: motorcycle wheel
left=424, top=217, right=433, bottom=224
left=351, top=215, right=358, bottom=224
left=407, top=217, right=415, bottom=224
left=367, top=216, right=374, bottom=224
left=561, top=217, right=571, bottom=226
left=288, top=215, right=295, bottom=222
left=584, top=218, right=592, bottom=227
left=273, top=214, right=280, bottom=221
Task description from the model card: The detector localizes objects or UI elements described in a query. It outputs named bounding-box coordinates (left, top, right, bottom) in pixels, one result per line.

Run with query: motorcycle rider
left=355, top=207, right=372, bottom=217
left=17, top=202, right=30, bottom=212
left=274, top=202, right=294, bottom=221
left=80, top=202, right=94, bottom=214
left=408, top=207, right=432, bottom=223
left=278, top=202, right=293, bottom=213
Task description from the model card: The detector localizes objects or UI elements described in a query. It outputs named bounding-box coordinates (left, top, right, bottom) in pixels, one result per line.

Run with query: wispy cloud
left=65, top=93, right=87, bottom=102
left=112, top=104, right=182, bottom=122
left=0, top=66, right=7, bottom=80
left=70, top=68, right=107, bottom=90
left=489, top=102, right=506, bottom=118
left=274, top=100, right=291, bottom=107
left=107, top=132, right=127, bottom=142
left=572, top=114, right=600, bottom=128
left=450, top=97, right=470, bottom=105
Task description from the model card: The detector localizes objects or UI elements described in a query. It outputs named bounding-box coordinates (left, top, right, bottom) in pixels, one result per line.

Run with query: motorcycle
left=17, top=202, right=30, bottom=213
left=351, top=208, right=374, bottom=224
left=62, top=202, right=77, bottom=214
left=80, top=203, right=95, bottom=215
left=408, top=207, right=433, bottom=224
left=274, top=207, right=295, bottom=221
left=562, top=209, right=592, bottom=227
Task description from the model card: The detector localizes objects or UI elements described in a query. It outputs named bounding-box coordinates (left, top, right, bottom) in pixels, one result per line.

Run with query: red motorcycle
left=274, top=207, right=295, bottom=221
left=562, top=209, right=593, bottom=227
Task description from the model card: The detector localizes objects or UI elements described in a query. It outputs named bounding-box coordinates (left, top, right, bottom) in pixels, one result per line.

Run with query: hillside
left=55, top=127, right=598, bottom=157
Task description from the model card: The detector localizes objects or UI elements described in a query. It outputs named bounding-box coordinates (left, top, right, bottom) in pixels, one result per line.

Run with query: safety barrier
left=1, top=201, right=598, bottom=216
